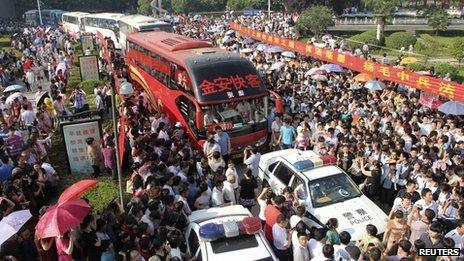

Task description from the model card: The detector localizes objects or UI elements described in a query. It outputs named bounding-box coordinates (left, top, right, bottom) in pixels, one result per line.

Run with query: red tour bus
left=125, top=30, right=282, bottom=154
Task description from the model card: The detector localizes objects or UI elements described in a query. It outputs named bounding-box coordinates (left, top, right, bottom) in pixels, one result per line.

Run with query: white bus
left=62, top=12, right=90, bottom=34
left=83, top=13, right=125, bottom=50
left=117, top=14, right=173, bottom=50
left=23, top=10, right=39, bottom=25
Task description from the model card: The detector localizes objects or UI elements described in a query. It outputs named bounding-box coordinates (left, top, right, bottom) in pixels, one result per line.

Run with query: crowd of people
left=0, top=9, right=463, bottom=261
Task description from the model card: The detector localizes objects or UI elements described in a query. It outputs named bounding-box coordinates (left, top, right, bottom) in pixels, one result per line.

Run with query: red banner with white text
left=230, top=22, right=464, bottom=102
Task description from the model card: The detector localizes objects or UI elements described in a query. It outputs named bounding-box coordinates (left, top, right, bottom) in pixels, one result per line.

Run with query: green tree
left=427, top=9, right=450, bottom=35
left=137, top=0, right=152, bottom=15
left=361, top=0, right=401, bottom=45
left=451, top=39, right=464, bottom=66
left=171, top=0, right=191, bottom=13
left=294, top=5, right=334, bottom=38
left=227, top=0, right=267, bottom=10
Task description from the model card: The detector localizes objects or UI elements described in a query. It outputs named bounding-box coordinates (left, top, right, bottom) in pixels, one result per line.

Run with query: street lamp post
left=112, top=80, right=133, bottom=209
left=268, top=0, right=271, bottom=19
left=37, top=0, right=43, bottom=25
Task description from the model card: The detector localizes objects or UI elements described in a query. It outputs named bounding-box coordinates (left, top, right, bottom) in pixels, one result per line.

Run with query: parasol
left=0, top=210, right=32, bottom=245
left=321, top=64, right=344, bottom=73
left=3, top=84, right=25, bottom=93
left=240, top=48, right=253, bottom=54
left=36, top=199, right=91, bottom=238
left=270, top=62, right=285, bottom=71
left=364, top=80, right=385, bottom=92
left=266, top=46, right=284, bottom=53
left=58, top=179, right=100, bottom=203
left=353, top=73, right=375, bottom=82
left=256, top=44, right=267, bottom=52
left=400, top=56, right=419, bottom=65
left=281, top=51, right=296, bottom=58
left=438, top=101, right=464, bottom=115
left=312, top=74, right=328, bottom=81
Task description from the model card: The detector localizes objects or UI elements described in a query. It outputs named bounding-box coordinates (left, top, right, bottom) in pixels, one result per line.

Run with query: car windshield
left=293, top=160, right=315, bottom=171
left=210, top=234, right=259, bottom=254
left=308, top=173, right=362, bottom=208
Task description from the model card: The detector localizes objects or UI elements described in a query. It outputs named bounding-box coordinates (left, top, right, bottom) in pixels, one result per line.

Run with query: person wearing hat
left=86, top=137, right=102, bottom=178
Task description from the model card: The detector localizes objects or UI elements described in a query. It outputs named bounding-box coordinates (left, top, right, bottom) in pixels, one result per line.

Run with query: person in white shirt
left=243, top=146, right=261, bottom=177
left=20, top=104, right=36, bottom=133
left=272, top=214, right=292, bottom=260
left=175, top=187, right=192, bottom=216
left=223, top=174, right=236, bottom=204
left=445, top=221, right=464, bottom=248
left=308, top=228, right=327, bottom=259
left=203, top=137, right=221, bottom=159
left=334, top=231, right=352, bottom=261
left=225, top=161, right=239, bottom=189
left=311, top=244, right=335, bottom=261
left=414, top=188, right=439, bottom=216
left=292, top=230, right=310, bottom=261
left=211, top=180, right=231, bottom=207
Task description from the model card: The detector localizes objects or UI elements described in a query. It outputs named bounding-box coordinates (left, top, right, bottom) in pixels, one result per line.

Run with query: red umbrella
left=36, top=199, right=90, bottom=238
left=58, top=179, right=99, bottom=204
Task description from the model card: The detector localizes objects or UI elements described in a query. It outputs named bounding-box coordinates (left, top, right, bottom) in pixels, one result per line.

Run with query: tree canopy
left=294, top=5, right=334, bottom=38
left=427, top=8, right=450, bottom=35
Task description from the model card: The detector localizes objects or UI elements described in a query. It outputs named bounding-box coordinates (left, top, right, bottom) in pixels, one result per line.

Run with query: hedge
left=67, top=67, right=82, bottom=90
left=385, top=32, right=417, bottom=50
left=404, top=63, right=428, bottom=72
left=81, top=79, right=104, bottom=94
left=83, top=179, right=119, bottom=214
left=347, top=30, right=378, bottom=50
left=434, top=63, right=459, bottom=79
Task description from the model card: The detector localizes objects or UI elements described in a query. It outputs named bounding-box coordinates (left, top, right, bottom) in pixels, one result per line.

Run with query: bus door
left=176, top=95, right=205, bottom=139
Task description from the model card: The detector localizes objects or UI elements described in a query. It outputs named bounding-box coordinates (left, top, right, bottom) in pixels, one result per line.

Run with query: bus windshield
left=186, top=57, right=268, bottom=104
left=201, top=96, right=268, bottom=136
left=139, top=24, right=173, bottom=32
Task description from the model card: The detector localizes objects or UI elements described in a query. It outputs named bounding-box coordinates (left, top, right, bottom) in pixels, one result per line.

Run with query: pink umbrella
left=58, top=179, right=99, bottom=204
left=305, top=67, right=327, bottom=77
left=35, top=200, right=90, bottom=238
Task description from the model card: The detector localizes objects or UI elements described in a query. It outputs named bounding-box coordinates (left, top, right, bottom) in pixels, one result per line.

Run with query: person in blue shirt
left=0, top=156, right=13, bottom=181
left=278, top=119, right=296, bottom=149
left=214, top=126, right=231, bottom=163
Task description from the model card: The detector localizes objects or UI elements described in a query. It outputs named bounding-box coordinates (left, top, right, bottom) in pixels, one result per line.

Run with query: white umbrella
left=270, top=62, right=285, bottom=71
left=438, top=101, right=464, bottom=115
left=281, top=51, right=296, bottom=58
left=0, top=210, right=32, bottom=245
left=312, top=74, right=328, bottom=81
left=6, top=92, right=23, bottom=106
left=240, top=48, right=253, bottom=54
left=56, top=62, right=67, bottom=74
left=305, top=67, right=327, bottom=77
left=365, top=80, right=385, bottom=92
left=3, top=84, right=25, bottom=93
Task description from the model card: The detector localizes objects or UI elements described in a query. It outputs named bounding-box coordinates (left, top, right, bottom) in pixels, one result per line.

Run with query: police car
left=186, top=205, right=278, bottom=261
left=258, top=149, right=387, bottom=241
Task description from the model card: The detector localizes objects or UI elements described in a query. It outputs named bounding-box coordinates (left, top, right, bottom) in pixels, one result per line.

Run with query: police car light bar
left=199, top=217, right=262, bottom=241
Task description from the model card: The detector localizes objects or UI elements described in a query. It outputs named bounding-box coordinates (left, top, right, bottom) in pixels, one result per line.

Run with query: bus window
left=201, top=96, right=268, bottom=134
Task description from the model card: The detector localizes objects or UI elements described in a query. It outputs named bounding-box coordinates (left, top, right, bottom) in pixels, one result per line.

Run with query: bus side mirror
left=196, top=111, right=204, bottom=130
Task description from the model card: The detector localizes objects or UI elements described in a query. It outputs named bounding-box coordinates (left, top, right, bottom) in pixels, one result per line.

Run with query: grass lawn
left=47, top=41, right=125, bottom=213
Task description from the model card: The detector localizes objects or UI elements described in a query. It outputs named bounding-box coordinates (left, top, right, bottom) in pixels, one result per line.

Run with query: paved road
left=329, top=24, right=464, bottom=32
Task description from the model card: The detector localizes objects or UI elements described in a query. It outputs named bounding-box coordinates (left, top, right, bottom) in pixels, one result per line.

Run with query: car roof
left=189, top=205, right=251, bottom=224
left=200, top=216, right=273, bottom=260
left=302, top=165, right=345, bottom=181
left=260, top=149, right=321, bottom=164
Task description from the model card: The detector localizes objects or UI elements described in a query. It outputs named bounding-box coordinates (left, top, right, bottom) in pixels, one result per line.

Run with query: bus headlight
left=255, top=137, right=267, bottom=147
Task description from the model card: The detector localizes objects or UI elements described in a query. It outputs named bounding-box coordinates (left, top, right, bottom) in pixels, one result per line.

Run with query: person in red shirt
left=264, top=195, right=286, bottom=240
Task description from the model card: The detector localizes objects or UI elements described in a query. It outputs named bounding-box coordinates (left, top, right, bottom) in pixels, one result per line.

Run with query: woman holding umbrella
left=56, top=231, right=74, bottom=261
